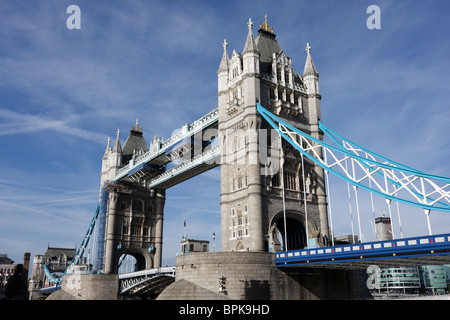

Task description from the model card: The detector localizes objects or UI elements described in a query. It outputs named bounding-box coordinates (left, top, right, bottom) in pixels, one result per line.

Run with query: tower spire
left=259, top=14, right=274, bottom=34
left=112, top=128, right=122, bottom=153
left=303, top=42, right=319, bottom=77
left=218, top=39, right=229, bottom=73
left=131, top=118, right=142, bottom=133
left=103, top=136, right=112, bottom=158
left=243, top=18, right=258, bottom=54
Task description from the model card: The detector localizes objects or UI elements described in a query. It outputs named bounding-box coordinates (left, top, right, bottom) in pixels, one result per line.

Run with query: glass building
left=370, top=265, right=450, bottom=297
left=374, top=267, right=421, bottom=296
left=420, top=265, right=447, bottom=294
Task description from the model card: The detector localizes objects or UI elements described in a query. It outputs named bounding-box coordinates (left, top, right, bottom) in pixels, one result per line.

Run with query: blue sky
left=1, top=0, right=449, bottom=268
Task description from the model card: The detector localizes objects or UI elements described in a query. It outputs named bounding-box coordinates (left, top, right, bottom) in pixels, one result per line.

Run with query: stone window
left=237, top=175, right=243, bottom=189
left=269, top=87, right=276, bottom=100
left=284, top=171, right=298, bottom=190
left=132, top=225, right=141, bottom=236
left=272, top=172, right=280, bottom=187
left=132, top=199, right=143, bottom=212
left=232, top=67, right=239, bottom=79
left=232, top=89, right=238, bottom=100
left=232, top=170, right=248, bottom=191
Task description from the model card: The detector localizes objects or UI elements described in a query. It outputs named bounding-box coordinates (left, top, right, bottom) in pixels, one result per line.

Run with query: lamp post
left=213, top=232, right=216, bottom=252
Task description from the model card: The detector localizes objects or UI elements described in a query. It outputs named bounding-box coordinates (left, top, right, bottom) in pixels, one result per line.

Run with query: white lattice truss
left=119, top=266, right=175, bottom=294
left=257, top=103, right=450, bottom=215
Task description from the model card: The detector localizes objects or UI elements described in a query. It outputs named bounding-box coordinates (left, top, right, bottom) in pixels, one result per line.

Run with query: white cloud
left=0, top=108, right=106, bottom=143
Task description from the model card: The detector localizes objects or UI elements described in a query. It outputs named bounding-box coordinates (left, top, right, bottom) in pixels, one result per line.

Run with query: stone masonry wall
left=47, top=274, right=118, bottom=300
left=158, top=252, right=302, bottom=300
left=157, top=251, right=371, bottom=300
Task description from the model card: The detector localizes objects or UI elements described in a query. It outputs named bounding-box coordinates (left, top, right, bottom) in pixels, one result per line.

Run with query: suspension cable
left=345, top=160, right=356, bottom=244
left=324, top=151, right=334, bottom=246
left=351, top=158, right=363, bottom=243
left=280, top=135, right=288, bottom=251
left=394, top=185, right=404, bottom=238
left=301, top=152, right=310, bottom=248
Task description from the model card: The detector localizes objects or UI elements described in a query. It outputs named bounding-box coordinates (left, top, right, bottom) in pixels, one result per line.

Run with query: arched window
left=132, top=225, right=141, bottom=236
left=132, top=199, right=143, bottom=212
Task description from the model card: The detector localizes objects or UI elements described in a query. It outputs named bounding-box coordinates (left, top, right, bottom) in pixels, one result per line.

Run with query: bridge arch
left=269, top=211, right=309, bottom=251
left=116, top=248, right=153, bottom=273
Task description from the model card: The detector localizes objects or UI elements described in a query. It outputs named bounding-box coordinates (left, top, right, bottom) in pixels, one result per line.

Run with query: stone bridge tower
left=218, top=16, right=329, bottom=253
left=99, top=122, right=165, bottom=274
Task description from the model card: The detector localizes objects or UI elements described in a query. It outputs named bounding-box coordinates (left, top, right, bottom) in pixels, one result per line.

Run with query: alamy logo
left=168, top=128, right=282, bottom=175
left=66, top=270, right=82, bottom=290
left=366, top=265, right=381, bottom=289
left=366, top=5, right=381, bottom=30
left=67, top=5, right=81, bottom=30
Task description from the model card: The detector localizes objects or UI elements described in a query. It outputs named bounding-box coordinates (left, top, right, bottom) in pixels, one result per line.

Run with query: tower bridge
left=33, top=15, right=450, bottom=300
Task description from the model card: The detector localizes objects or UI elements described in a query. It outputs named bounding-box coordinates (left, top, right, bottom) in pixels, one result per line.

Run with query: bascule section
left=97, top=110, right=220, bottom=275
left=218, top=15, right=329, bottom=253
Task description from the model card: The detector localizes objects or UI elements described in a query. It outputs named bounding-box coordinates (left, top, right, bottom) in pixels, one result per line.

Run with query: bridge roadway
left=276, top=232, right=450, bottom=270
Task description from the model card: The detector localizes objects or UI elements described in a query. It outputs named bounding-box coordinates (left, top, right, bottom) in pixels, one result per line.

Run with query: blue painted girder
left=276, top=233, right=450, bottom=267
left=256, top=102, right=450, bottom=212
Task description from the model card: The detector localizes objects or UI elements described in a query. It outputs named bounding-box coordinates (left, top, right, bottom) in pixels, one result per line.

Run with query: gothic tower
left=218, top=16, right=329, bottom=253
left=99, top=121, right=165, bottom=274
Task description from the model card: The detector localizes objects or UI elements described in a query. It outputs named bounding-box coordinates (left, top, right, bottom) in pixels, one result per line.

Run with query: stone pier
left=157, top=252, right=370, bottom=300
left=47, top=273, right=118, bottom=300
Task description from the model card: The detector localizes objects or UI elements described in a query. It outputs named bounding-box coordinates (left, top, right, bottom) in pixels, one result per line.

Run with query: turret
left=242, top=18, right=260, bottom=75
left=217, top=39, right=229, bottom=93
left=303, top=43, right=319, bottom=95
left=111, top=129, right=123, bottom=168
left=241, top=18, right=261, bottom=108
left=302, top=43, right=328, bottom=240
left=303, top=43, right=321, bottom=125
left=101, top=137, right=111, bottom=172
left=100, top=129, right=123, bottom=189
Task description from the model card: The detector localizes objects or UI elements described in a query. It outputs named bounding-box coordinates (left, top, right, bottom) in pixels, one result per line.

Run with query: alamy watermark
left=67, top=5, right=81, bottom=30
left=367, top=5, right=381, bottom=30
left=65, top=5, right=380, bottom=31
left=366, top=265, right=381, bottom=289
left=66, top=270, right=82, bottom=290
left=167, top=127, right=283, bottom=176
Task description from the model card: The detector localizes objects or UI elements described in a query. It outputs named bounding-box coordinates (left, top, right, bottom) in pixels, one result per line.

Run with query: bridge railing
left=276, top=233, right=450, bottom=267
left=118, top=266, right=176, bottom=280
